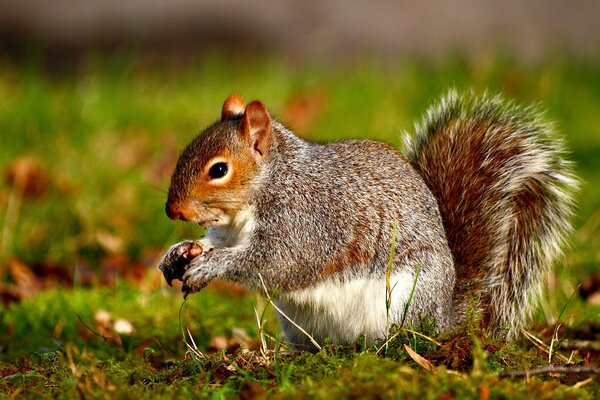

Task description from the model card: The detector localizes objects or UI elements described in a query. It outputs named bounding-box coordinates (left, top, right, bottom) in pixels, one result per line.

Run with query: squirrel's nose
left=166, top=203, right=187, bottom=221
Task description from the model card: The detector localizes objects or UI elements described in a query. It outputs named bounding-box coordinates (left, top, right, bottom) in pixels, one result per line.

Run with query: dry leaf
left=231, top=327, right=255, bottom=349
left=404, top=344, right=434, bottom=371
left=0, top=283, right=21, bottom=306
left=95, top=309, right=112, bottom=326
left=587, top=291, right=600, bottom=305
left=281, top=89, right=327, bottom=135
left=5, top=156, right=51, bottom=199
left=580, top=270, right=600, bottom=303
left=96, top=230, right=125, bottom=254
left=8, top=258, right=41, bottom=299
left=211, top=336, right=229, bottom=351
left=239, top=382, right=266, bottom=400
left=478, top=383, right=490, bottom=400
left=573, top=377, right=593, bottom=389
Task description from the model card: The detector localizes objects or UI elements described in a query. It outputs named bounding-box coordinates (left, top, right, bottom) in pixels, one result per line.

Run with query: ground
left=1, top=53, right=600, bottom=398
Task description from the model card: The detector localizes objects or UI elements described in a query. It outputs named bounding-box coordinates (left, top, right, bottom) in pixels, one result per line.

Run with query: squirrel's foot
left=158, top=241, right=203, bottom=286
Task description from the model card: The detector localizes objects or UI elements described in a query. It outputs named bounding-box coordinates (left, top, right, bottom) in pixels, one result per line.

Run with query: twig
left=404, top=328, right=442, bottom=346
left=521, top=329, right=570, bottom=364
left=186, top=327, right=205, bottom=360
left=254, top=307, right=268, bottom=357
left=261, top=331, right=291, bottom=351
left=560, top=340, right=600, bottom=352
left=376, top=327, right=441, bottom=356
left=549, top=284, right=580, bottom=364
left=258, top=274, right=322, bottom=351
left=499, top=365, right=600, bottom=378
left=0, top=186, right=22, bottom=281
left=178, top=299, right=205, bottom=367
left=548, top=323, right=561, bottom=365
left=377, top=330, right=402, bottom=355
left=76, top=315, right=108, bottom=341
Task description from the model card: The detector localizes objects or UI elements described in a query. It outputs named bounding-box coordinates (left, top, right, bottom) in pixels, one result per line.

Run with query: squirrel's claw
left=181, top=265, right=211, bottom=295
left=158, top=241, right=203, bottom=287
left=158, top=262, right=177, bottom=287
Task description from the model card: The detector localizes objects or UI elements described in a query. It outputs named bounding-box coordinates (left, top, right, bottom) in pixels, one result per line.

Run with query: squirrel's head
left=165, top=93, right=273, bottom=227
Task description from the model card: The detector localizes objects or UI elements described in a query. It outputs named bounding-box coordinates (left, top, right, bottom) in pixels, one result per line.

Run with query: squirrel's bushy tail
left=404, top=91, right=578, bottom=336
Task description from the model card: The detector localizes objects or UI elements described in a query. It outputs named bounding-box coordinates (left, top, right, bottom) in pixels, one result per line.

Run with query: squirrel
left=159, top=91, right=578, bottom=349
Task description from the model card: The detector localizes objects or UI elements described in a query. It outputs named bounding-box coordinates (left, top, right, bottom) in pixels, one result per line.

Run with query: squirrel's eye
left=208, top=162, right=228, bottom=179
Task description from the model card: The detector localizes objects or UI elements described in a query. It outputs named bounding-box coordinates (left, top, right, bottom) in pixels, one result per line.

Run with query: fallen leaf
left=96, top=231, right=125, bottom=254
left=8, top=259, right=41, bottom=299
left=231, top=327, right=256, bottom=349
left=587, top=291, right=600, bottom=305
left=573, top=377, right=593, bottom=389
left=239, top=382, right=266, bottom=400
left=580, top=270, right=600, bottom=303
left=281, top=88, right=327, bottom=136
left=478, top=383, right=490, bottom=400
left=5, top=156, right=51, bottom=199
left=211, top=336, right=228, bottom=351
left=94, top=309, right=112, bottom=327
left=0, top=283, right=21, bottom=306
left=404, top=344, right=434, bottom=371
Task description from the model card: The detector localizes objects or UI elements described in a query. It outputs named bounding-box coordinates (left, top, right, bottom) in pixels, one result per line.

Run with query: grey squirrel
left=159, top=91, right=578, bottom=349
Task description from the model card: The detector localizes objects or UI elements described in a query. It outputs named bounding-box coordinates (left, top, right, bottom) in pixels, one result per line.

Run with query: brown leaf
left=478, top=383, right=490, bottom=400
left=239, top=382, right=266, bottom=400
left=231, top=327, right=259, bottom=350
left=94, top=309, right=113, bottom=332
left=211, top=336, right=229, bottom=351
left=5, top=156, right=51, bottom=199
left=580, top=269, right=600, bottom=301
left=8, top=258, right=41, bottom=298
left=89, top=310, right=124, bottom=346
left=0, top=283, right=21, bottom=306
left=281, top=89, right=327, bottom=136
left=587, top=291, right=600, bottom=305
left=32, top=262, right=73, bottom=287
left=96, top=230, right=125, bottom=254
left=404, top=344, right=434, bottom=371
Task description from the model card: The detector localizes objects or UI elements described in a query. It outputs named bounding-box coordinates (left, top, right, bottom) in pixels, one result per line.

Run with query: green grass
left=1, top=52, right=600, bottom=398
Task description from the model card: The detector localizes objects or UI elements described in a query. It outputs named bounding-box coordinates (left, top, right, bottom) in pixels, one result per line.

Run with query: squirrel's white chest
left=275, top=271, right=415, bottom=347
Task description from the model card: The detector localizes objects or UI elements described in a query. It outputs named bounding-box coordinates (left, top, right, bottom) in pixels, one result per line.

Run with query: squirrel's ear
left=221, top=93, right=245, bottom=121
left=241, top=101, right=273, bottom=160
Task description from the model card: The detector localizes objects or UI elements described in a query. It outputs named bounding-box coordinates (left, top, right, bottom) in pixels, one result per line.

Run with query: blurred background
left=1, top=0, right=600, bottom=379
left=1, top=0, right=600, bottom=60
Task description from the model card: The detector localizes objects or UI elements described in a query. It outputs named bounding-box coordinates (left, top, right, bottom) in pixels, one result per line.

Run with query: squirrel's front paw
left=158, top=241, right=203, bottom=286
left=181, top=257, right=215, bottom=297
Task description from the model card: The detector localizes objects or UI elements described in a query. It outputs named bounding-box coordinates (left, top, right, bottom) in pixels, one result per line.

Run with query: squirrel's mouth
left=197, top=220, right=219, bottom=228
left=190, top=204, right=231, bottom=228
left=196, top=215, right=229, bottom=228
